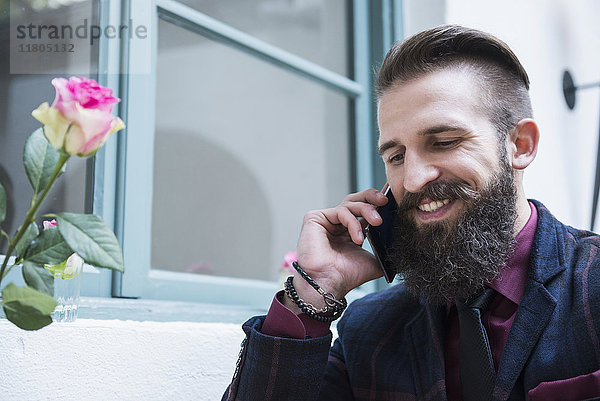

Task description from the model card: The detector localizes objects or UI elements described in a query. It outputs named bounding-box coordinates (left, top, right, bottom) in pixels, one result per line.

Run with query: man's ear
left=509, top=118, right=539, bottom=170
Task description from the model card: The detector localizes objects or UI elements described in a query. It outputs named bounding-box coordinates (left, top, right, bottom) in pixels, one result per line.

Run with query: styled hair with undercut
left=376, top=25, right=533, bottom=139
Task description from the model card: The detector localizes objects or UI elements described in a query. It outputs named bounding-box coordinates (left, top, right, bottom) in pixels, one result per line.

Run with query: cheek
left=474, top=155, right=502, bottom=185
left=386, top=175, right=405, bottom=201
left=384, top=164, right=396, bottom=185
left=450, top=149, right=500, bottom=188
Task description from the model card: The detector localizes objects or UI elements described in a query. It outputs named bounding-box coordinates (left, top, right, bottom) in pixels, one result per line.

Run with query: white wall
left=0, top=318, right=244, bottom=401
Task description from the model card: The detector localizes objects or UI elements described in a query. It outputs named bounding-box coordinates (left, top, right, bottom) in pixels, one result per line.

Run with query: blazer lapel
left=494, top=280, right=557, bottom=400
left=494, top=200, right=565, bottom=400
left=405, top=303, right=447, bottom=400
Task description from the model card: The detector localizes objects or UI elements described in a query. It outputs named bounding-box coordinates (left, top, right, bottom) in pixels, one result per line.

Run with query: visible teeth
left=418, top=199, right=450, bottom=212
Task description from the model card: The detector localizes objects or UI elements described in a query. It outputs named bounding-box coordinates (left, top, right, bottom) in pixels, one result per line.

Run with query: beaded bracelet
left=284, top=277, right=346, bottom=322
left=283, top=261, right=348, bottom=322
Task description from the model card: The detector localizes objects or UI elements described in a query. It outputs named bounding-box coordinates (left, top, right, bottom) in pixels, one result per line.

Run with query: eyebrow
left=377, top=140, right=400, bottom=156
left=377, top=124, right=466, bottom=155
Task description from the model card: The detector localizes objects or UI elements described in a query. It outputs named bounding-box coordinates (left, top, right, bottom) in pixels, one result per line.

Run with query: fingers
left=324, top=206, right=366, bottom=245
left=320, top=188, right=391, bottom=245
left=301, top=188, right=392, bottom=246
left=343, top=188, right=389, bottom=207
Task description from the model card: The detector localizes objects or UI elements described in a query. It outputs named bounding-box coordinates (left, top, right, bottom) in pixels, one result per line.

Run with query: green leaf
left=56, top=213, right=124, bottom=272
left=42, top=259, right=67, bottom=277
left=14, top=222, right=39, bottom=260
left=22, top=261, right=54, bottom=296
left=1, top=283, right=56, bottom=330
left=0, top=182, right=6, bottom=224
left=23, top=128, right=63, bottom=195
left=24, top=226, right=73, bottom=265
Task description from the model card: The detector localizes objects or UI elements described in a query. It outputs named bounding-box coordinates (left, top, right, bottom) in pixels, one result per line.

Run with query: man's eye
left=434, top=140, right=459, bottom=148
left=389, top=153, right=405, bottom=164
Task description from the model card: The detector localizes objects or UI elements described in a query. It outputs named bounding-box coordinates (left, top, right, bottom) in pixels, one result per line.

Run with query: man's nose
left=402, top=152, right=441, bottom=194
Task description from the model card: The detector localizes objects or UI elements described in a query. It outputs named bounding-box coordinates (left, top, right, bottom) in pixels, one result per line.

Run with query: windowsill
left=76, top=296, right=268, bottom=324
left=78, top=289, right=368, bottom=325
left=1, top=290, right=371, bottom=326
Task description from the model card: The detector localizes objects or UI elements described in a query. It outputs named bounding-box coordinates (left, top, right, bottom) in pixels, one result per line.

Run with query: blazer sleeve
left=222, top=315, right=337, bottom=401
left=317, top=336, right=356, bottom=400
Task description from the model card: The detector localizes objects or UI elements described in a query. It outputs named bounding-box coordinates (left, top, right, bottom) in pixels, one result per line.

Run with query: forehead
left=377, top=69, right=492, bottom=144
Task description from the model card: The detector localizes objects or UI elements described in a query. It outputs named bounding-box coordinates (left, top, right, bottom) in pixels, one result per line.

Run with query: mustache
left=397, top=181, right=480, bottom=212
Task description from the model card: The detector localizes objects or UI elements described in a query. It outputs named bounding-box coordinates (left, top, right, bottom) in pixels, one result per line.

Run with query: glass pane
left=0, top=1, right=96, bottom=254
left=174, top=0, right=349, bottom=76
left=152, top=19, right=351, bottom=281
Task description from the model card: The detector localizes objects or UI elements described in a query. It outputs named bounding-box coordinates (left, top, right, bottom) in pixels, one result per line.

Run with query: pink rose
left=43, top=219, right=57, bottom=230
left=32, top=77, right=125, bottom=157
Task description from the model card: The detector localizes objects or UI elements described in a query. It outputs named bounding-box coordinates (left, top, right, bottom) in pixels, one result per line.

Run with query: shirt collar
left=487, top=201, right=538, bottom=305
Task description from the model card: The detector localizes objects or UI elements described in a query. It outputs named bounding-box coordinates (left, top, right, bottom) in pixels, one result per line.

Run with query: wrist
left=282, top=262, right=348, bottom=322
left=282, top=273, right=325, bottom=314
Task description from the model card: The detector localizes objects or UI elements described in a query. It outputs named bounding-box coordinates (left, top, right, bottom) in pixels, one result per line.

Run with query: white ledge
left=77, top=296, right=267, bottom=323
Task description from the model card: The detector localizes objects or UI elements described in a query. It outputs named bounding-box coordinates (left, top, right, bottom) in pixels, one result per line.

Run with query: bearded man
left=223, top=25, right=600, bottom=401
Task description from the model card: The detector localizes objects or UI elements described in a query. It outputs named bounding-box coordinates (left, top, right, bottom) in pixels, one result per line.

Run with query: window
left=152, top=10, right=351, bottom=282
left=1, top=0, right=404, bottom=308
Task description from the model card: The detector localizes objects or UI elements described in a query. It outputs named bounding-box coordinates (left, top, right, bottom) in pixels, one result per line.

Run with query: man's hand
left=284, top=188, right=390, bottom=313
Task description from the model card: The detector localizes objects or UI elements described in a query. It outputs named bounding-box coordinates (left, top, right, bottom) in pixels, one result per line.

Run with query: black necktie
left=456, top=287, right=497, bottom=401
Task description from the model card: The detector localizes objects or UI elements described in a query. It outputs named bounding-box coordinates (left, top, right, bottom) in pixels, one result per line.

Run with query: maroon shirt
left=262, top=289, right=331, bottom=338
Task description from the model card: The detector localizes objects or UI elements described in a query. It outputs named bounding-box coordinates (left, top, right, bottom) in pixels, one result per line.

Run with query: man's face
left=378, top=68, right=505, bottom=228
left=377, top=68, right=517, bottom=303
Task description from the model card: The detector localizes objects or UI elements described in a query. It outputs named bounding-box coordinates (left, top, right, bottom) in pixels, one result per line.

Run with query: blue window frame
left=89, top=0, right=404, bottom=306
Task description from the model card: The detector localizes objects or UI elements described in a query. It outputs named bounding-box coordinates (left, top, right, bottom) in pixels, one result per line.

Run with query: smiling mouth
left=417, top=199, right=450, bottom=213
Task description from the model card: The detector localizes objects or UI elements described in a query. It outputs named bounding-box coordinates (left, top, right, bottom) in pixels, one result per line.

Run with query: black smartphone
left=365, top=186, right=398, bottom=283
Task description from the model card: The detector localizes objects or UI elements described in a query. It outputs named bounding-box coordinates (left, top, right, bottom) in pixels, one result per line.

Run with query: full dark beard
left=387, top=157, right=517, bottom=305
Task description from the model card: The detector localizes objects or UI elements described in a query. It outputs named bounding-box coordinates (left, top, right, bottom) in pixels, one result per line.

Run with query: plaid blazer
left=223, top=200, right=600, bottom=401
